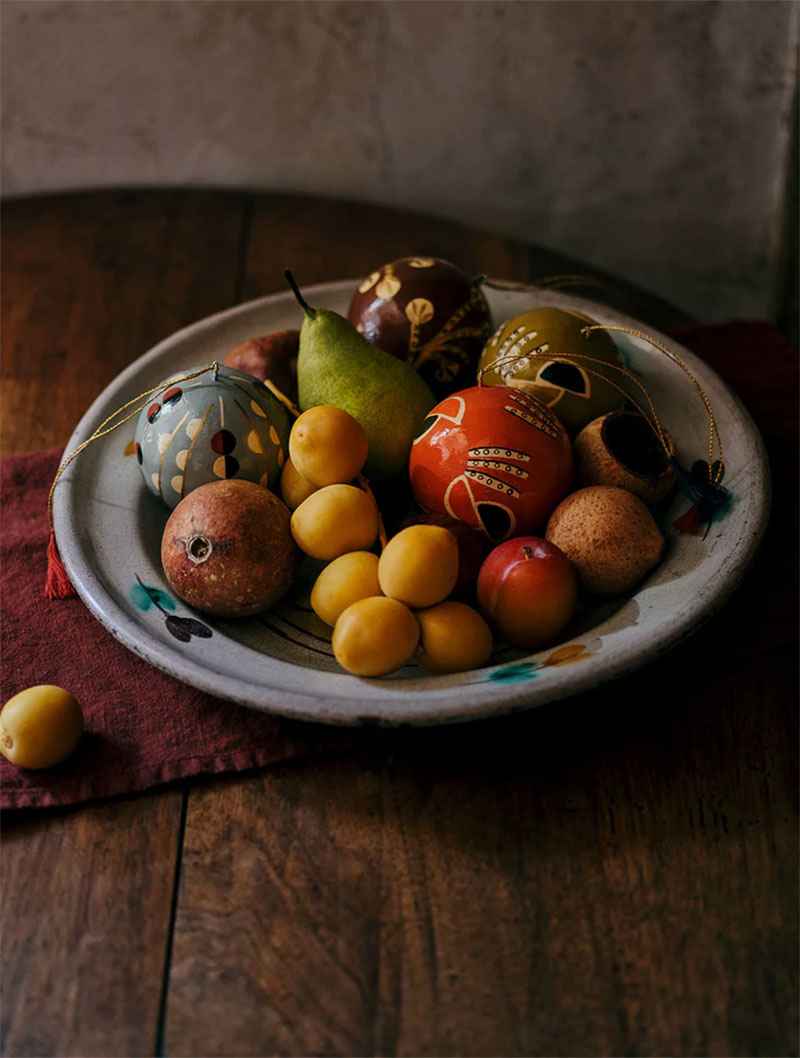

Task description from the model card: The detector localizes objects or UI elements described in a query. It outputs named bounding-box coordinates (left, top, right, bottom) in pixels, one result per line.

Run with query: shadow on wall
left=1, top=0, right=797, bottom=324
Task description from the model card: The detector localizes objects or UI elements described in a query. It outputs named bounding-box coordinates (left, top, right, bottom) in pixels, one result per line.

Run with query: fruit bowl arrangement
left=52, top=263, right=770, bottom=725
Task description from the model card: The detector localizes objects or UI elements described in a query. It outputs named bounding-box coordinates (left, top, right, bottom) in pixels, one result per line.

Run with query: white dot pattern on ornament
left=467, top=457, right=530, bottom=478
left=464, top=469, right=520, bottom=497
left=470, top=446, right=531, bottom=461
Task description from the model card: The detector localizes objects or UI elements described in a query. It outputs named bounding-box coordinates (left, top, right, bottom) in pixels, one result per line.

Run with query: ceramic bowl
left=53, top=281, right=770, bottom=725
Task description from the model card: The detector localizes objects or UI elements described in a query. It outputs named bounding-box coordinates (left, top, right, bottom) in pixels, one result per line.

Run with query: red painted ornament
left=409, top=385, right=574, bottom=542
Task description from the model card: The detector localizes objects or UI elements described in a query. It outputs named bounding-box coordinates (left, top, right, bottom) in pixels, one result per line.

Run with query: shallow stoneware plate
left=54, top=281, right=770, bottom=725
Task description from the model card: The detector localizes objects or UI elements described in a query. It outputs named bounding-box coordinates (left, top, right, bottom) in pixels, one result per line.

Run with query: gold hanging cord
left=582, top=324, right=724, bottom=485
left=47, top=362, right=222, bottom=524
left=479, top=325, right=724, bottom=486
left=46, top=362, right=306, bottom=526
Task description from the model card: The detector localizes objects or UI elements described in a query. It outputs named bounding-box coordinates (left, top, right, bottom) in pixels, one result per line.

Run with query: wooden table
left=1, top=192, right=797, bottom=1058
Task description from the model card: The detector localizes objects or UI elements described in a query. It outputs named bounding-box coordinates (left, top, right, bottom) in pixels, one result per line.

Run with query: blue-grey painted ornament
left=134, top=364, right=290, bottom=508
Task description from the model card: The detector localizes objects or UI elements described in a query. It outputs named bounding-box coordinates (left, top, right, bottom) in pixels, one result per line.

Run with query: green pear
left=286, top=271, right=435, bottom=480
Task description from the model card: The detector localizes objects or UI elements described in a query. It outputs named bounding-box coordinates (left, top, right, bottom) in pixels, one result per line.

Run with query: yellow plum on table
left=288, top=405, right=368, bottom=487
left=0, top=685, right=84, bottom=769
left=416, top=601, right=493, bottom=674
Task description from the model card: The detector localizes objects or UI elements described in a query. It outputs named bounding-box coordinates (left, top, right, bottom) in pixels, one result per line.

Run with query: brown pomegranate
left=161, top=480, right=297, bottom=617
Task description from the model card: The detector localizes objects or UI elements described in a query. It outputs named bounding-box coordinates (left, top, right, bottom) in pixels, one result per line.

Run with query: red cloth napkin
left=1, top=451, right=378, bottom=809
left=1, top=322, right=795, bottom=810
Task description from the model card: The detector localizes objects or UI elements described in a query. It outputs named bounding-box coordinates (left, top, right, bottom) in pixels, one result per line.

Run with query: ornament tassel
left=669, top=457, right=730, bottom=534
left=670, top=505, right=705, bottom=536
left=669, top=456, right=730, bottom=512
left=45, top=529, right=76, bottom=599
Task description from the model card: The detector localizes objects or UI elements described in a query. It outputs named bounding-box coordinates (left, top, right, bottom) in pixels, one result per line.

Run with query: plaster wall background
left=2, top=0, right=797, bottom=323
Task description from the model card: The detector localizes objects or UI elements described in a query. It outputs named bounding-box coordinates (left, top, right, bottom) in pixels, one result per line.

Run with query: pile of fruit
left=144, top=257, right=675, bottom=679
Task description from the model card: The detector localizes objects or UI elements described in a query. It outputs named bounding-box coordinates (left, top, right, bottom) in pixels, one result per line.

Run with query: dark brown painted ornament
left=347, top=257, right=492, bottom=399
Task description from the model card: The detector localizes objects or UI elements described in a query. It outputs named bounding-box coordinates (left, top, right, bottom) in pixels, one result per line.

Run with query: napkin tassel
left=45, top=529, right=76, bottom=599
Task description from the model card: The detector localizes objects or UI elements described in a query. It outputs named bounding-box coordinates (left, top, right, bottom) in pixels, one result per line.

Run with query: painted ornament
left=574, top=410, right=676, bottom=505
left=134, top=365, right=290, bottom=509
left=409, top=385, right=574, bottom=543
left=347, top=257, right=492, bottom=399
left=478, top=307, right=626, bottom=434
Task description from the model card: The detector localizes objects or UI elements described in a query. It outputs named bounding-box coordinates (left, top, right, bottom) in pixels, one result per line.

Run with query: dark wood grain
left=1, top=795, right=185, bottom=1057
left=1, top=191, right=246, bottom=1056
left=239, top=192, right=690, bottom=332
left=240, top=192, right=535, bottom=301
left=1, top=192, right=796, bottom=1058
left=0, top=190, right=246, bottom=454
left=165, top=629, right=796, bottom=1057
left=162, top=199, right=797, bottom=1056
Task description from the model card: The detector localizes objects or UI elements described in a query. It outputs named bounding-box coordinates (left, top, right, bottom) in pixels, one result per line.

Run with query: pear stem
left=284, top=269, right=316, bottom=319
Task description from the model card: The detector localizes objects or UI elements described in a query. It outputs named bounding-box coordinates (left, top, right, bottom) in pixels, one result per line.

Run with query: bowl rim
left=53, top=280, right=772, bottom=726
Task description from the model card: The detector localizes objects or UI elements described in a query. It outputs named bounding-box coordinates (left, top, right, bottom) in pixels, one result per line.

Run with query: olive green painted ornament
left=478, top=307, right=626, bottom=434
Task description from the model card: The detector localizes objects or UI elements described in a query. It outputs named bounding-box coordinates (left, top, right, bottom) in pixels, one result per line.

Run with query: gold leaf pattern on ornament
left=247, top=430, right=264, bottom=454
left=376, top=273, right=401, bottom=299
left=405, top=297, right=435, bottom=325
left=358, top=270, right=381, bottom=294
left=408, top=257, right=435, bottom=268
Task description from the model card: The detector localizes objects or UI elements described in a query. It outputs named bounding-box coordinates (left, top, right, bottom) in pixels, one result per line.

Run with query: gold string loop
left=475, top=274, right=724, bottom=486
left=478, top=349, right=674, bottom=461
left=580, top=324, right=724, bottom=485
left=47, top=362, right=220, bottom=525
left=477, top=273, right=614, bottom=295
left=478, top=316, right=724, bottom=487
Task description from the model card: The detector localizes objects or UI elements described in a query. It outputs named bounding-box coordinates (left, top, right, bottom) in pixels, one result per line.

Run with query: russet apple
left=477, top=536, right=577, bottom=649
left=223, top=329, right=299, bottom=403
